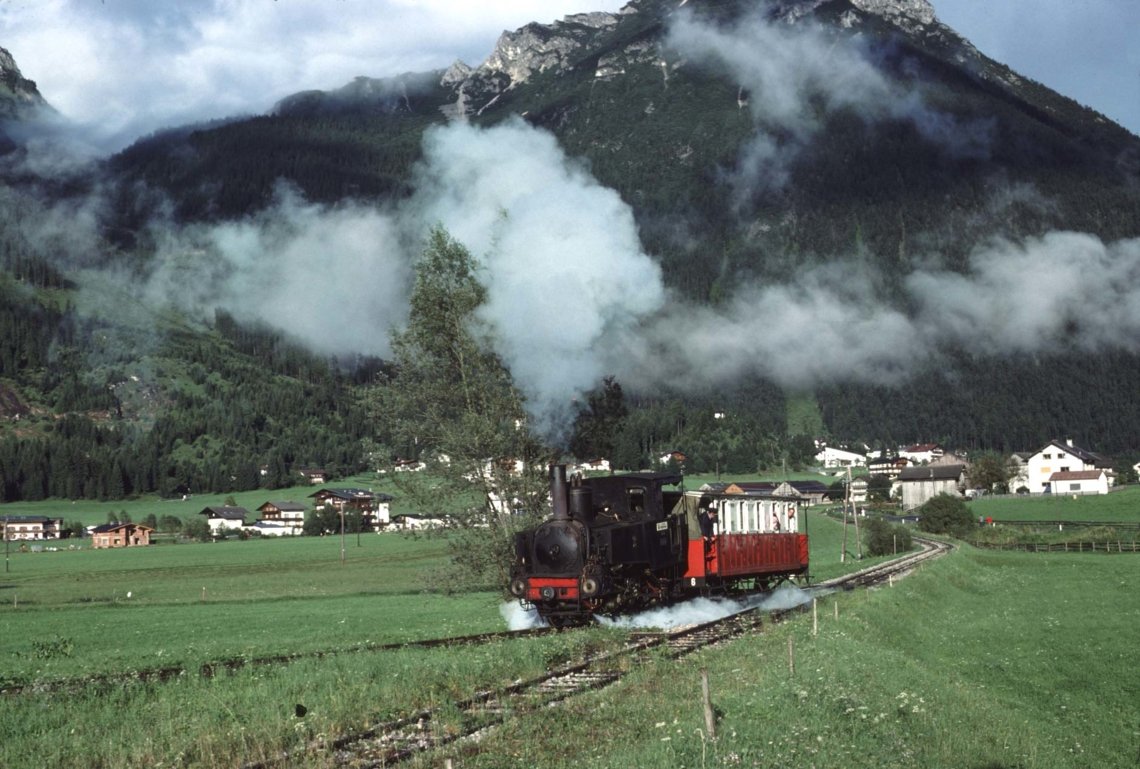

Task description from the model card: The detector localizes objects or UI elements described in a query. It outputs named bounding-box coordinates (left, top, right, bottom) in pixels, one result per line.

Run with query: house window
left=1069, top=483, right=1081, bottom=492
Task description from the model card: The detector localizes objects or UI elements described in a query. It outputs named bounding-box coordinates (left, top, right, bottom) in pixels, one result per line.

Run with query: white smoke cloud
left=406, top=119, right=667, bottom=436
left=597, top=584, right=814, bottom=629
left=500, top=600, right=547, bottom=630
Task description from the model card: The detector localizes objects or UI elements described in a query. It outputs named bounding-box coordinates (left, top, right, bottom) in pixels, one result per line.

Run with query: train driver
left=699, top=501, right=718, bottom=539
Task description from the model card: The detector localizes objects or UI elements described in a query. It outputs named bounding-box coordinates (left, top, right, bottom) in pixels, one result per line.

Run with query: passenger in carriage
left=771, top=511, right=781, bottom=532
left=698, top=501, right=718, bottom=540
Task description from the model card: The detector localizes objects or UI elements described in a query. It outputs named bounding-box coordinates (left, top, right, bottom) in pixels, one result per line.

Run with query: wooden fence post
left=701, top=669, right=716, bottom=740
left=787, top=636, right=795, bottom=676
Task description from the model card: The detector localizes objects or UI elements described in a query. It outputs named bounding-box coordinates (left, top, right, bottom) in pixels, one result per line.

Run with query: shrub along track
left=247, top=536, right=952, bottom=768
left=0, top=626, right=557, bottom=698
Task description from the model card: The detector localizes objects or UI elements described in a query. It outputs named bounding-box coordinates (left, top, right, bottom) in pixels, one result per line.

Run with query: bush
left=864, top=516, right=913, bottom=556
left=917, top=494, right=976, bottom=537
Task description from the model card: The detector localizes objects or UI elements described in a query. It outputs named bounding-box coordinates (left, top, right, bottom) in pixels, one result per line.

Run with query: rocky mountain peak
left=849, top=0, right=935, bottom=25
left=480, top=11, right=623, bottom=87
left=0, top=46, right=50, bottom=121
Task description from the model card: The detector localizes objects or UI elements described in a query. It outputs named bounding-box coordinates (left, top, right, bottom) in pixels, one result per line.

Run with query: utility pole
left=840, top=466, right=850, bottom=563
left=340, top=509, right=346, bottom=564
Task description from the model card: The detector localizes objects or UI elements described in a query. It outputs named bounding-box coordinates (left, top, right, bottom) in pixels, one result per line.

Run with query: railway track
left=815, top=535, right=953, bottom=592
left=250, top=537, right=951, bottom=768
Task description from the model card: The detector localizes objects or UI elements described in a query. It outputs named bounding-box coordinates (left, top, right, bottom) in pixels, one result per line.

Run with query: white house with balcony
left=1025, top=440, right=1112, bottom=494
left=899, top=443, right=943, bottom=465
left=814, top=446, right=866, bottom=468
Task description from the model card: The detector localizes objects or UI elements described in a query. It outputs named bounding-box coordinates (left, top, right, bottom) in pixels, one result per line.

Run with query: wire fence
left=971, top=540, right=1140, bottom=553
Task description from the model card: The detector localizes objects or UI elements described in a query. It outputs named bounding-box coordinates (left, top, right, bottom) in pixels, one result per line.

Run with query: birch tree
left=379, top=227, right=552, bottom=586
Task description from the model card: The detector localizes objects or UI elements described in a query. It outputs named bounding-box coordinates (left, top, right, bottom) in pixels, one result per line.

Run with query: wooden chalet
left=309, top=488, right=395, bottom=529
left=256, top=500, right=307, bottom=533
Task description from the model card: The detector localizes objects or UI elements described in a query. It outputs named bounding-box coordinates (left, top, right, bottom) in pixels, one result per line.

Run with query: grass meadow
left=1, top=501, right=1137, bottom=767
left=967, top=484, right=1140, bottom=522
left=458, top=545, right=1140, bottom=769
left=0, top=473, right=404, bottom=530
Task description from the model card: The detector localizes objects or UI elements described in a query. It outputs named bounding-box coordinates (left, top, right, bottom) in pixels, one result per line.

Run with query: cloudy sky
left=1, top=0, right=1137, bottom=152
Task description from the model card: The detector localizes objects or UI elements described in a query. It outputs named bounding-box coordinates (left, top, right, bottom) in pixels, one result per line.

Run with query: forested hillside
left=0, top=222, right=374, bottom=501
left=2, top=0, right=1140, bottom=502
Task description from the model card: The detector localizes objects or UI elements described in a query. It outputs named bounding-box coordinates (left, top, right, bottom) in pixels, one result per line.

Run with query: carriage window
left=627, top=488, right=646, bottom=517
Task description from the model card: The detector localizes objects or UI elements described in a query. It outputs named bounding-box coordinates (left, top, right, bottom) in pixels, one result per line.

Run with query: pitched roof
left=91, top=522, right=154, bottom=533
left=1041, top=440, right=1107, bottom=466
left=724, top=482, right=778, bottom=494
left=309, top=487, right=395, bottom=502
left=897, top=464, right=966, bottom=482
left=786, top=480, right=829, bottom=493
left=258, top=500, right=307, bottom=512
left=199, top=506, right=249, bottom=520
left=1048, top=470, right=1105, bottom=481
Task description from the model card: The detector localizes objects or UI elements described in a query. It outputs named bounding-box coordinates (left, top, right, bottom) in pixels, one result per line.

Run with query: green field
left=968, top=485, right=1140, bottom=522
left=2, top=504, right=1137, bottom=767
left=0, top=472, right=406, bottom=530
left=459, top=545, right=1140, bottom=769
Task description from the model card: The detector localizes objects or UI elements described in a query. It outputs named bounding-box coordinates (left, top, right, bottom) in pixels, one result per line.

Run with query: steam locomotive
left=508, top=465, right=809, bottom=626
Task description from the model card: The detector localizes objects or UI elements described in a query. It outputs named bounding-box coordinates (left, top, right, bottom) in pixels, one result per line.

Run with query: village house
left=574, top=458, right=612, bottom=474
left=1008, top=452, right=1033, bottom=493
left=1048, top=469, right=1111, bottom=496
left=1, top=515, right=64, bottom=541
left=255, top=500, right=307, bottom=535
left=309, top=488, right=394, bottom=529
left=91, top=522, right=153, bottom=548
left=899, top=443, right=943, bottom=465
left=389, top=513, right=447, bottom=530
left=814, top=446, right=867, bottom=468
left=894, top=463, right=967, bottom=511
left=867, top=456, right=910, bottom=479
left=297, top=468, right=327, bottom=484
left=1024, top=439, right=1113, bottom=494
left=199, top=506, right=250, bottom=534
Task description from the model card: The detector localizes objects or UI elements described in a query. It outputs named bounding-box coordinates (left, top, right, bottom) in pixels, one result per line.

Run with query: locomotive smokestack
left=550, top=464, right=570, bottom=521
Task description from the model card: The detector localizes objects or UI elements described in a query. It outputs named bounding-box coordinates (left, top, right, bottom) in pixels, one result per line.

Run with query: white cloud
left=1, top=0, right=629, bottom=151
left=142, top=184, right=411, bottom=358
